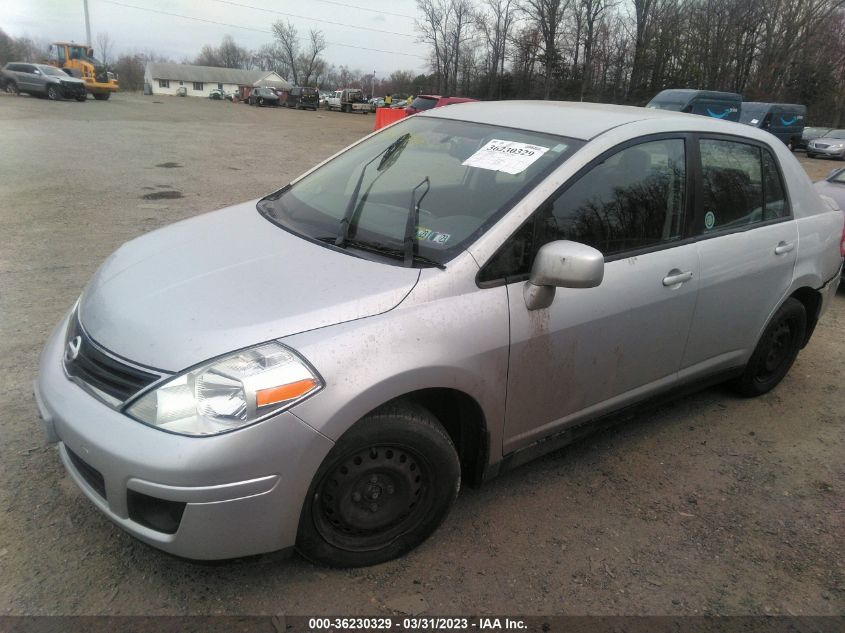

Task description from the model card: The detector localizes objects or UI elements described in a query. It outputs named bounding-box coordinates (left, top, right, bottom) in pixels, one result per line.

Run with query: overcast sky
left=4, top=0, right=430, bottom=76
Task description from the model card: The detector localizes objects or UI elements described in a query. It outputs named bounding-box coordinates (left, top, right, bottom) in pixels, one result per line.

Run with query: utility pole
left=372, top=70, right=376, bottom=98
left=83, top=0, right=92, bottom=45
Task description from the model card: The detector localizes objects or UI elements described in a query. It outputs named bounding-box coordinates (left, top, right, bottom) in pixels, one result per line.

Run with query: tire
left=258, top=98, right=265, bottom=106
left=732, top=297, right=806, bottom=397
left=92, top=92, right=110, bottom=100
left=5, top=81, right=18, bottom=95
left=296, top=402, right=460, bottom=567
left=807, top=153, right=815, bottom=158
left=75, top=95, right=87, bottom=102
left=46, top=84, right=61, bottom=100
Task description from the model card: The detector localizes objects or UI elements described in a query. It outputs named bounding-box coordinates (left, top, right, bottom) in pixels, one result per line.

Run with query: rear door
left=485, top=136, right=700, bottom=452
left=680, top=136, right=797, bottom=378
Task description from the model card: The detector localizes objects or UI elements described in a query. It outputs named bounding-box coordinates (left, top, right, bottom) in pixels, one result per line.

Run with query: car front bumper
left=808, top=145, right=845, bottom=158
left=34, top=314, right=334, bottom=560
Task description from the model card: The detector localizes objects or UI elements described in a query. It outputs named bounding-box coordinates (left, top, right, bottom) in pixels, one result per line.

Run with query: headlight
left=126, top=342, right=322, bottom=436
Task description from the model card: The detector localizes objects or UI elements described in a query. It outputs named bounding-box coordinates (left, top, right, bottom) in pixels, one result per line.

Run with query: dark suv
left=2, top=63, right=87, bottom=101
left=283, top=86, right=319, bottom=110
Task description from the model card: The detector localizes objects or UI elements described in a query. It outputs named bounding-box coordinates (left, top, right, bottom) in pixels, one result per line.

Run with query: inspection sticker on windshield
left=416, top=226, right=451, bottom=244
left=462, top=139, right=550, bottom=175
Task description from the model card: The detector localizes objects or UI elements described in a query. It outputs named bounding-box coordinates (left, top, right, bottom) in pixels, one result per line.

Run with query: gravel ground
left=0, top=92, right=842, bottom=617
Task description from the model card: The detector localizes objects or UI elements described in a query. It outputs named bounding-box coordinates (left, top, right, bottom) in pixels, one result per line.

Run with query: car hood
left=57, top=76, right=85, bottom=84
left=79, top=201, right=420, bottom=371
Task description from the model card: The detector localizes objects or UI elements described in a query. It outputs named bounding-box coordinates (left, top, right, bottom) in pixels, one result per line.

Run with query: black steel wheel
left=296, top=403, right=460, bottom=567
left=733, top=297, right=806, bottom=397
left=46, top=84, right=61, bottom=100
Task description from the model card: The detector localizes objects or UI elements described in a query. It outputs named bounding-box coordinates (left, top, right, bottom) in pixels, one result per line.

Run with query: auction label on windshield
left=462, top=139, right=549, bottom=175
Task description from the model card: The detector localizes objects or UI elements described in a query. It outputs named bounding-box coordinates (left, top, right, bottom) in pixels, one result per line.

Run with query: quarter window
left=159, top=79, right=169, bottom=88
left=762, top=150, right=788, bottom=220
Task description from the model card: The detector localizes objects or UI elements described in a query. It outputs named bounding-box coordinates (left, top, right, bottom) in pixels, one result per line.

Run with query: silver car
left=806, top=129, right=845, bottom=159
left=2, top=62, right=87, bottom=101
left=35, top=102, right=844, bottom=566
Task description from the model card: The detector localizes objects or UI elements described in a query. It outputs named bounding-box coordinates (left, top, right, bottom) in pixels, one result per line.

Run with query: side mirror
left=523, top=240, right=604, bottom=310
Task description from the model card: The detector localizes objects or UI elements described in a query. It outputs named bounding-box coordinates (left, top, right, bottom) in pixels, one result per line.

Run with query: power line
left=99, top=0, right=428, bottom=59
left=305, top=0, right=416, bottom=20
left=205, top=0, right=417, bottom=38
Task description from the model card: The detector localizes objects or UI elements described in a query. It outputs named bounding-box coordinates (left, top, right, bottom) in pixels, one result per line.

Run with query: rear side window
left=698, top=139, right=788, bottom=233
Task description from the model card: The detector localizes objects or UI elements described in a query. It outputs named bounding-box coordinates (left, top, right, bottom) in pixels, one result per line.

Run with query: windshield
left=739, top=105, right=769, bottom=125
left=410, top=97, right=438, bottom=111
left=830, top=170, right=845, bottom=184
left=803, top=127, right=829, bottom=138
left=823, top=130, right=845, bottom=139
left=646, top=100, right=686, bottom=111
left=258, top=116, right=582, bottom=266
left=37, top=65, right=70, bottom=77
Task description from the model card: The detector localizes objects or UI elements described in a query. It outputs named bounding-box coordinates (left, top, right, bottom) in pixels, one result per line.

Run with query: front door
left=490, top=137, right=700, bottom=453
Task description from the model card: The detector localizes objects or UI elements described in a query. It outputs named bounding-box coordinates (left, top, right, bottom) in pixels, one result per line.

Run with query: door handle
left=662, top=270, right=693, bottom=286
left=774, top=241, right=794, bottom=255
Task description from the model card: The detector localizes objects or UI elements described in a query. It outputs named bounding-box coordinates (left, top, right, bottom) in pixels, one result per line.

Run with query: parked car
left=248, top=87, right=280, bottom=107
left=283, top=86, right=319, bottom=110
left=404, top=94, right=478, bottom=115
left=739, top=102, right=806, bottom=150
left=806, top=129, right=845, bottom=160
left=1, top=62, right=87, bottom=101
left=647, top=89, right=742, bottom=122
left=35, top=101, right=844, bottom=567
left=208, top=88, right=231, bottom=100
left=794, top=126, right=831, bottom=152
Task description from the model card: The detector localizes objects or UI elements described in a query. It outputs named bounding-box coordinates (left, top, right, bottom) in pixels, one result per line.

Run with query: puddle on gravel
left=140, top=190, right=183, bottom=200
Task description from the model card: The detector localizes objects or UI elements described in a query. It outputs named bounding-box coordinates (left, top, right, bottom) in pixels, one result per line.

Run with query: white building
left=144, top=63, right=291, bottom=97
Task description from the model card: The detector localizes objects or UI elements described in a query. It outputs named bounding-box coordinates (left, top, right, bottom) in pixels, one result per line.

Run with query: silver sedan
left=807, top=129, right=845, bottom=159
left=35, top=101, right=844, bottom=567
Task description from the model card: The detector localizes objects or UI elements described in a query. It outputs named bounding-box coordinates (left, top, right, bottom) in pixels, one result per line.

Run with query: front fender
left=283, top=284, right=510, bottom=464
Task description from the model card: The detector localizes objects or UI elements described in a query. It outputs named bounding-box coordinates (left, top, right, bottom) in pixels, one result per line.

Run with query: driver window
left=479, top=138, right=688, bottom=284
left=546, top=138, right=687, bottom=254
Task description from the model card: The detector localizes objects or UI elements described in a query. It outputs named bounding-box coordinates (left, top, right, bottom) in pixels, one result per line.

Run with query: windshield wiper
left=335, top=133, right=411, bottom=248
left=314, top=236, right=445, bottom=269
left=403, top=177, right=430, bottom=268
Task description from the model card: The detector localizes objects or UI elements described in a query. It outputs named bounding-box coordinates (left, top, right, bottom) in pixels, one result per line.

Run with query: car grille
left=63, top=313, right=160, bottom=404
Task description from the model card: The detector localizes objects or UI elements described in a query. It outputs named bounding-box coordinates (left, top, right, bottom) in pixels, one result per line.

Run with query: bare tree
left=272, top=20, right=300, bottom=84
left=296, top=29, right=327, bottom=86
left=477, top=0, right=517, bottom=98
left=521, top=0, right=571, bottom=99
left=417, top=0, right=453, bottom=93
left=95, top=32, right=113, bottom=65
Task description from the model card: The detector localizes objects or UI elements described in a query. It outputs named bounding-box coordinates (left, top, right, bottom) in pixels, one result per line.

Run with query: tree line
left=416, top=0, right=845, bottom=125
left=3, top=0, right=844, bottom=125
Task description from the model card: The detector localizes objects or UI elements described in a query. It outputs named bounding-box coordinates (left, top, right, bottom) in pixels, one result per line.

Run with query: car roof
left=419, top=100, right=712, bottom=141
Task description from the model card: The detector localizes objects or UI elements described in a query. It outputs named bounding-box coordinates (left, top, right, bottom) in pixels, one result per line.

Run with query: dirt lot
left=0, top=93, right=842, bottom=617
